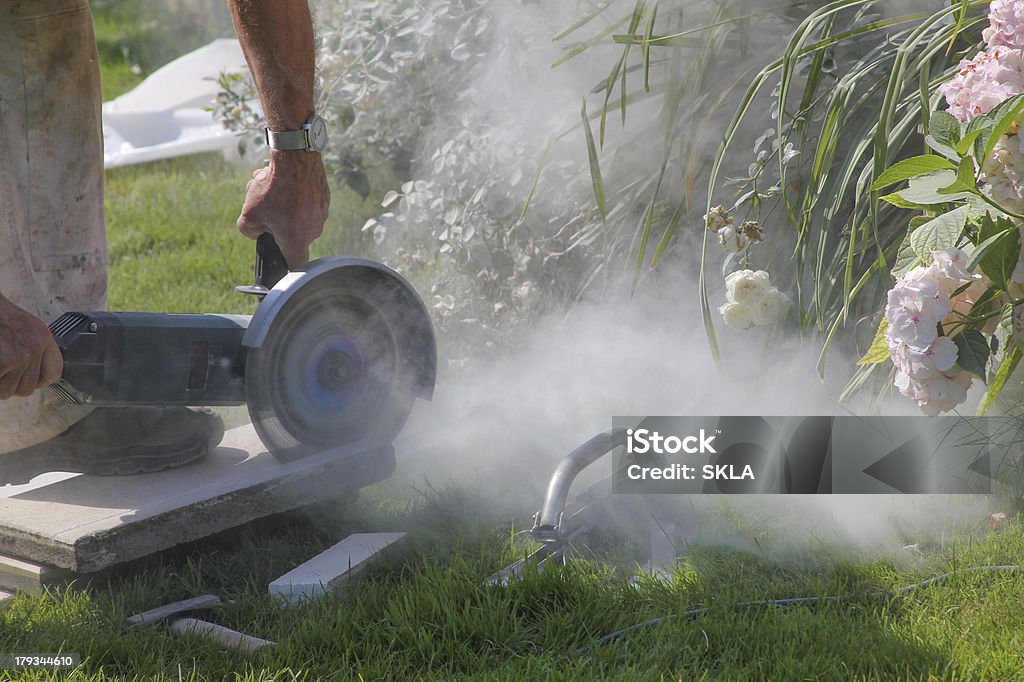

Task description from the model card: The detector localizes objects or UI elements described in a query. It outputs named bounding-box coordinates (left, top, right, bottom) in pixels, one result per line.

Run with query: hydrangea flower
left=893, top=370, right=973, bottom=417
left=719, top=269, right=790, bottom=330
left=980, top=126, right=1024, bottom=214
left=940, top=48, right=1024, bottom=123
left=884, top=249, right=976, bottom=414
left=984, top=0, right=1024, bottom=50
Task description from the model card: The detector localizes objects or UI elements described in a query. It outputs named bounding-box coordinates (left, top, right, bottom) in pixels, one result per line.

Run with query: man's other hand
left=236, top=150, right=330, bottom=268
left=0, top=296, right=62, bottom=399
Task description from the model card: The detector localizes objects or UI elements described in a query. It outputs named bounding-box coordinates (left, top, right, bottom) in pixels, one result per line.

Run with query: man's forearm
left=226, top=0, right=316, bottom=131
left=227, top=0, right=329, bottom=268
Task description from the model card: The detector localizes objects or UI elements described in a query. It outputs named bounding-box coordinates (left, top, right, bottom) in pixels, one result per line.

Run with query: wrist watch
left=264, top=114, right=328, bottom=152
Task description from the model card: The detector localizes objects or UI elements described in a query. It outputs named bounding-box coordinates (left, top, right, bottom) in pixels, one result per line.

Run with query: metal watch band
left=264, top=128, right=309, bottom=151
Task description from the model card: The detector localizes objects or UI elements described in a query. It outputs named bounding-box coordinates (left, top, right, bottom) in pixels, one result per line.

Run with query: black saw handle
left=236, top=233, right=289, bottom=299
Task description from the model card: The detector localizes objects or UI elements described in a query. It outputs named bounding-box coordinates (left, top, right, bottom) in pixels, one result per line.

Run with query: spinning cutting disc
left=245, top=264, right=428, bottom=461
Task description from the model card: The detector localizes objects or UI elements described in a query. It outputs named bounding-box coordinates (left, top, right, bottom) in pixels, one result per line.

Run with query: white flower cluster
left=884, top=249, right=975, bottom=416
left=980, top=123, right=1024, bottom=215
left=719, top=269, right=790, bottom=330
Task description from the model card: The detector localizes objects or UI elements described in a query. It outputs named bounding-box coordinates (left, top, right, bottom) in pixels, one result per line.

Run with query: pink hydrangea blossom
left=940, top=48, right=1024, bottom=123
left=984, top=0, right=1024, bottom=50
left=981, top=127, right=1024, bottom=213
left=885, top=249, right=976, bottom=414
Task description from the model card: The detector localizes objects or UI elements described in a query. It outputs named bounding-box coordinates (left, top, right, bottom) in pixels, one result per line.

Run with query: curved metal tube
left=533, top=429, right=628, bottom=541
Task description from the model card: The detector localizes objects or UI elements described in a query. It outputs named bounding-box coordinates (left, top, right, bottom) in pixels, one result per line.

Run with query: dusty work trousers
left=0, top=0, right=107, bottom=454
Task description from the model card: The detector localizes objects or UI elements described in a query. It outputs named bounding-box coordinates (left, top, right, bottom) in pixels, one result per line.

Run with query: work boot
left=0, top=406, right=224, bottom=485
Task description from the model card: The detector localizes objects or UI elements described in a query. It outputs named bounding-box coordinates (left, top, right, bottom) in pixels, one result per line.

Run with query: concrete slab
left=269, top=532, right=406, bottom=603
left=0, top=425, right=395, bottom=573
left=0, top=553, right=70, bottom=595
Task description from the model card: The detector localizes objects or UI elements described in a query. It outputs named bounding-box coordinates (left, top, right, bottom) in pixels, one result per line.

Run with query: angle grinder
left=47, top=234, right=437, bottom=462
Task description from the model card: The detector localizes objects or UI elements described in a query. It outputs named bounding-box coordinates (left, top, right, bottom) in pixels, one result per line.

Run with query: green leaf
left=925, top=110, right=961, bottom=160
left=966, top=195, right=995, bottom=220
left=981, top=94, right=1024, bottom=166
left=929, top=109, right=961, bottom=148
left=953, top=128, right=985, bottom=157
left=979, top=211, right=1006, bottom=241
left=337, top=104, right=356, bottom=131
left=869, top=155, right=956, bottom=192
left=965, top=285, right=1002, bottom=325
left=858, top=317, right=890, bottom=365
left=965, top=112, right=994, bottom=160
left=953, top=329, right=989, bottom=380
left=580, top=97, right=607, bottom=220
left=881, top=192, right=932, bottom=211
left=979, top=345, right=1022, bottom=415
left=909, top=205, right=969, bottom=261
left=1000, top=302, right=1016, bottom=336
left=946, top=0, right=970, bottom=55
left=898, top=170, right=976, bottom=205
left=641, top=2, right=656, bottom=93
left=937, top=156, right=979, bottom=196
left=344, top=168, right=370, bottom=200
left=892, top=221, right=926, bottom=279
left=924, top=137, right=960, bottom=162
left=551, top=0, right=616, bottom=42
left=967, top=219, right=1018, bottom=273
left=977, top=222, right=1020, bottom=290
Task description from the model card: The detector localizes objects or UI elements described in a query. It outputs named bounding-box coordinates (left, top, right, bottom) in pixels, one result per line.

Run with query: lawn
left=3, top=3, right=1024, bottom=681
left=103, top=153, right=379, bottom=315
left=4, top=489, right=1024, bottom=680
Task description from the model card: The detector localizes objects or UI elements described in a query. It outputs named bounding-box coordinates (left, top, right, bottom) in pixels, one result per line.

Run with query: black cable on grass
left=581, top=565, right=1024, bottom=651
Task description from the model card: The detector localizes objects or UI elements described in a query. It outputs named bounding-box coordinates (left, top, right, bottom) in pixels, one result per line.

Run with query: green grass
left=3, top=489, right=1024, bottom=680
left=104, top=153, right=392, bottom=314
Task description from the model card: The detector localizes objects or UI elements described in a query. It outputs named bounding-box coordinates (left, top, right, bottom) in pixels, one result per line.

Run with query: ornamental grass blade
left=552, top=0, right=615, bottom=42
left=518, top=138, right=553, bottom=223
left=552, top=12, right=631, bottom=68
left=581, top=97, right=607, bottom=220
left=642, top=4, right=657, bottom=92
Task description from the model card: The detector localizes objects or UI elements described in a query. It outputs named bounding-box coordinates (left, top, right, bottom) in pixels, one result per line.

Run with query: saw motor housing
left=50, top=256, right=437, bottom=462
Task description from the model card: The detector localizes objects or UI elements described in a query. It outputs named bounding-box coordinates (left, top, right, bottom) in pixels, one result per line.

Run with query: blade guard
left=241, top=256, right=437, bottom=403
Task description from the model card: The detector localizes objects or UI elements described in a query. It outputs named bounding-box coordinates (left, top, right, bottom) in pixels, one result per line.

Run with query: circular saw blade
left=245, top=266, right=419, bottom=461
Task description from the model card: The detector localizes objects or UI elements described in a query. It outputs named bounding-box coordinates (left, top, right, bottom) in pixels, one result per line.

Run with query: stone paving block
left=0, top=553, right=70, bottom=595
left=269, top=532, right=406, bottom=604
left=0, top=425, right=395, bottom=573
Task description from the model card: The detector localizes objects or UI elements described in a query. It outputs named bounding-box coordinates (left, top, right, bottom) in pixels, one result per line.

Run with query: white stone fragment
left=269, top=532, right=406, bottom=604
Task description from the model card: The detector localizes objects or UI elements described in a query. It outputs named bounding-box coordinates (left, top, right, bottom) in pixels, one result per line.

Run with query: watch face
left=309, top=116, right=328, bottom=152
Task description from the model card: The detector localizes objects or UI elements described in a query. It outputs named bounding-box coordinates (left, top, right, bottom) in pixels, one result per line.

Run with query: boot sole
left=0, top=418, right=225, bottom=484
